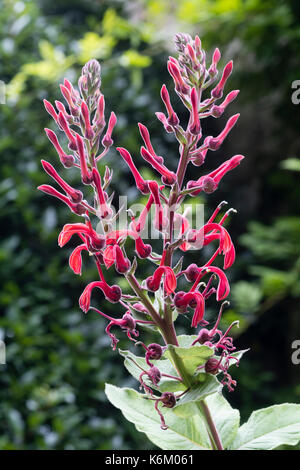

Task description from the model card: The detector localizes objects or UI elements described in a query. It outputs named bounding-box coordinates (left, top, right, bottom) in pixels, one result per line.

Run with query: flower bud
left=184, top=263, right=199, bottom=282
left=205, top=357, right=220, bottom=375
left=147, top=343, right=163, bottom=361
left=161, top=392, right=176, bottom=408
left=148, top=366, right=161, bottom=386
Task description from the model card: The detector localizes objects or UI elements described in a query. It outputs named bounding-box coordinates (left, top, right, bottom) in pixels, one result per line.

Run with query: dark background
left=0, top=0, right=299, bottom=450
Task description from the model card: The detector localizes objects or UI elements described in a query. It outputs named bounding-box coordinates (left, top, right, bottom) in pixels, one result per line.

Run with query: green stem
left=168, top=346, right=224, bottom=450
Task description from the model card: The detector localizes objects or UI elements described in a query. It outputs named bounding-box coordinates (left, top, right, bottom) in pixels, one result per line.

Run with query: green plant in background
left=1, top=0, right=300, bottom=450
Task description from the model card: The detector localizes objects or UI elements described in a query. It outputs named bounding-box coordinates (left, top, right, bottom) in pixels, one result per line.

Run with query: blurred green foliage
left=0, top=0, right=299, bottom=450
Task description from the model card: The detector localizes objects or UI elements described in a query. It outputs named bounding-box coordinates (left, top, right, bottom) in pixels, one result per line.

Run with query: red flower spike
left=69, top=244, right=87, bottom=275
left=44, top=128, right=75, bottom=168
left=141, top=147, right=176, bottom=186
left=102, top=111, right=117, bottom=148
left=160, top=85, right=179, bottom=127
left=41, top=160, right=83, bottom=203
left=211, top=60, right=233, bottom=99
left=38, top=185, right=85, bottom=215
left=116, top=147, right=149, bottom=194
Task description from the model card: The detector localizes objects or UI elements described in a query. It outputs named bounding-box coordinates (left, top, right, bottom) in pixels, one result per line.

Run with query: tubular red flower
left=211, top=90, right=239, bottom=118
left=167, top=61, right=189, bottom=94
left=208, top=47, right=221, bottom=75
left=211, top=60, right=233, bottom=99
left=79, top=281, right=122, bottom=312
left=146, top=266, right=176, bottom=294
left=207, top=114, right=240, bottom=151
left=174, top=291, right=205, bottom=327
left=189, top=87, right=200, bottom=135
left=160, top=85, right=179, bottom=127
left=92, top=168, right=111, bottom=219
left=155, top=112, right=173, bottom=133
left=41, top=160, right=83, bottom=203
left=81, top=101, right=94, bottom=140
left=60, top=84, right=78, bottom=116
left=69, top=244, right=87, bottom=275
left=187, top=154, right=244, bottom=195
left=116, top=147, right=149, bottom=194
left=135, top=236, right=152, bottom=259
left=75, top=134, right=93, bottom=184
left=57, top=111, right=77, bottom=151
left=141, top=147, right=176, bottom=185
left=43, top=99, right=58, bottom=122
left=38, top=184, right=85, bottom=215
left=95, top=94, right=105, bottom=127
left=113, top=245, right=131, bottom=274
left=148, top=180, right=167, bottom=232
left=138, top=123, right=164, bottom=164
left=134, top=193, right=154, bottom=233
left=58, top=222, right=105, bottom=249
left=102, top=111, right=117, bottom=148
left=201, top=266, right=230, bottom=301
left=44, top=128, right=75, bottom=168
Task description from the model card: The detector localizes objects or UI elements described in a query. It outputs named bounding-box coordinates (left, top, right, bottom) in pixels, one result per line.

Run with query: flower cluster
left=39, top=33, right=244, bottom=430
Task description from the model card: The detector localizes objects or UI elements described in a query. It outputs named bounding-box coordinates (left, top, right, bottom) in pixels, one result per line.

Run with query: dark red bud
left=121, top=313, right=136, bottom=331
left=205, top=357, right=220, bottom=375
left=106, top=285, right=122, bottom=303
left=147, top=343, right=163, bottom=360
left=90, top=235, right=106, bottom=251
left=61, top=155, right=75, bottom=168
left=202, top=176, right=217, bottom=193
left=148, top=366, right=161, bottom=385
left=184, top=263, right=199, bottom=282
left=197, top=328, right=212, bottom=344
left=174, top=291, right=188, bottom=312
left=161, top=392, right=176, bottom=408
left=72, top=203, right=86, bottom=215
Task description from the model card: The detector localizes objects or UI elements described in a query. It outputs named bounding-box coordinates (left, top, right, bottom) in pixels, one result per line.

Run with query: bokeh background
left=0, top=0, right=300, bottom=450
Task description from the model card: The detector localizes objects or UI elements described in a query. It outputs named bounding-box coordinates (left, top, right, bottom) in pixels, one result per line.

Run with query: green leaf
left=230, top=403, right=300, bottom=450
left=119, top=349, right=185, bottom=392
left=163, top=343, right=214, bottom=381
left=105, top=384, right=212, bottom=450
left=174, top=375, right=221, bottom=411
